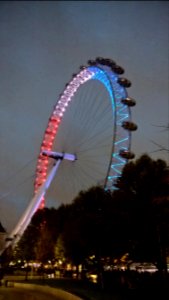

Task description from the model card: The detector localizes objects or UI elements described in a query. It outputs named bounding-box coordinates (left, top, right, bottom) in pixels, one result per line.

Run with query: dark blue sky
left=0, top=1, right=168, bottom=232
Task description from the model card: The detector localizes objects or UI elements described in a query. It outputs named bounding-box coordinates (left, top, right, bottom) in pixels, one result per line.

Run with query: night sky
left=0, top=1, right=168, bottom=233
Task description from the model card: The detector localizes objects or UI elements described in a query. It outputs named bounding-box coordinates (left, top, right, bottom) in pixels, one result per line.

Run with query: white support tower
left=1, top=151, right=76, bottom=255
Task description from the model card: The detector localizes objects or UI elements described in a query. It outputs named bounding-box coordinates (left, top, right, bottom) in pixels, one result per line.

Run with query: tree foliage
left=115, top=154, right=169, bottom=269
left=14, top=154, right=169, bottom=273
left=14, top=206, right=68, bottom=263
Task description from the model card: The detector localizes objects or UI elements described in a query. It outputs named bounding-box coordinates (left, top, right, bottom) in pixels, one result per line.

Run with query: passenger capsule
left=79, top=65, right=86, bottom=70
left=104, top=58, right=113, bottom=65
left=111, top=65, right=125, bottom=74
left=95, top=57, right=104, bottom=64
left=122, top=121, right=138, bottom=131
left=119, top=150, right=135, bottom=159
left=99, top=58, right=107, bottom=65
left=121, top=97, right=136, bottom=107
left=118, top=78, right=132, bottom=88
left=87, top=60, right=97, bottom=65
left=108, top=59, right=116, bottom=65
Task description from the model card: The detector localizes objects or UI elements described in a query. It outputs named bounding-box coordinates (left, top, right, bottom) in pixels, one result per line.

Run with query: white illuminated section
left=1, top=151, right=76, bottom=254
left=42, top=150, right=77, bottom=161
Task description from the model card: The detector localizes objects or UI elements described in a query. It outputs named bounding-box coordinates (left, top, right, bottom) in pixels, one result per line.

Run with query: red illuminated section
left=34, top=115, right=61, bottom=209
left=33, top=68, right=94, bottom=210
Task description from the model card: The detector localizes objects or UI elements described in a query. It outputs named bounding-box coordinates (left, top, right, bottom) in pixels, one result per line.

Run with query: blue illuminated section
left=106, top=71, right=130, bottom=190
left=88, top=66, right=116, bottom=112
left=86, top=66, right=131, bottom=191
left=116, top=106, right=129, bottom=125
left=111, top=151, right=127, bottom=172
left=115, top=137, right=128, bottom=145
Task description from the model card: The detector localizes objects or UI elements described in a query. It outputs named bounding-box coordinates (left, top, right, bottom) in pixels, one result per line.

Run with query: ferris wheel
left=35, top=57, right=137, bottom=207
left=3, top=57, right=137, bottom=251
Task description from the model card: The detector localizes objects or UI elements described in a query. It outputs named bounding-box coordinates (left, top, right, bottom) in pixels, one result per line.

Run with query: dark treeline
left=12, top=154, right=169, bottom=278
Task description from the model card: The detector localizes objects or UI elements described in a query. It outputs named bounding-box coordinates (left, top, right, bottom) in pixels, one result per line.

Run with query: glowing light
left=115, top=137, right=128, bottom=145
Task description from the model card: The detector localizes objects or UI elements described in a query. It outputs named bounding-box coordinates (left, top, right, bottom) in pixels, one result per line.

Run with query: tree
left=14, top=205, right=69, bottom=264
left=115, top=154, right=169, bottom=272
left=14, top=208, right=53, bottom=263
left=14, top=154, right=169, bottom=277
left=14, top=223, right=38, bottom=262
left=60, top=186, right=131, bottom=266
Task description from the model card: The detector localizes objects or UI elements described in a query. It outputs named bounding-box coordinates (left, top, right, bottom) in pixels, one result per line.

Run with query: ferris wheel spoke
left=75, top=113, right=112, bottom=151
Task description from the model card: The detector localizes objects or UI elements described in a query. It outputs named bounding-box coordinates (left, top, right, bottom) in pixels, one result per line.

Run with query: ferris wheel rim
left=34, top=58, right=135, bottom=208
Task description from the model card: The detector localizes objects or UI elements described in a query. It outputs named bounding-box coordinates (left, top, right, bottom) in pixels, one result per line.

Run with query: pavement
left=1, top=279, right=82, bottom=300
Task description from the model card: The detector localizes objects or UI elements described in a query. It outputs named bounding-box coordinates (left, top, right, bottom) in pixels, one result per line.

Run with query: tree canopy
left=13, top=154, right=169, bottom=273
left=114, top=154, right=169, bottom=269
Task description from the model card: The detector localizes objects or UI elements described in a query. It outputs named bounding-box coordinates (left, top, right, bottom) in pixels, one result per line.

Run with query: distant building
left=0, top=222, right=6, bottom=253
